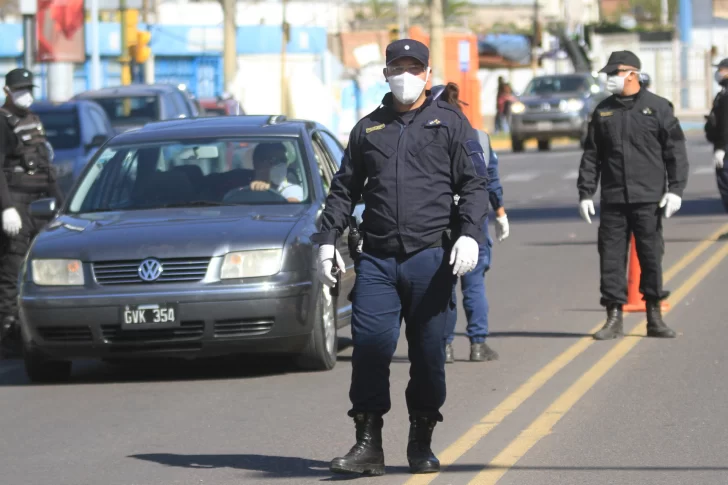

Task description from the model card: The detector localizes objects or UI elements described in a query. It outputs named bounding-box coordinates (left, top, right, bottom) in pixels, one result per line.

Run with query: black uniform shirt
left=0, top=110, right=18, bottom=210
left=312, top=91, right=489, bottom=255
left=577, top=88, right=689, bottom=204
left=712, top=81, right=728, bottom=152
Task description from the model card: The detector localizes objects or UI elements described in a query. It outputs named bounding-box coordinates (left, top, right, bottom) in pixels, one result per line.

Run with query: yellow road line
left=403, top=221, right=728, bottom=485
left=468, top=240, right=728, bottom=485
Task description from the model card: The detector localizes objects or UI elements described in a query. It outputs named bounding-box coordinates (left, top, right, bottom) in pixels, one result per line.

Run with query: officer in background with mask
left=0, top=68, right=63, bottom=356
left=577, top=51, right=689, bottom=341
left=708, top=59, right=728, bottom=207
left=313, top=39, right=488, bottom=476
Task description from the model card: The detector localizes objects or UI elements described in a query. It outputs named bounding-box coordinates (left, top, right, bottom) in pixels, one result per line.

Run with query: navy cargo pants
left=348, top=246, right=456, bottom=423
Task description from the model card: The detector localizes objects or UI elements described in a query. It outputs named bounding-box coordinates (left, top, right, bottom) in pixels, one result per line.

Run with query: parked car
left=18, top=115, right=355, bottom=382
left=72, top=83, right=201, bottom=134
left=199, top=96, right=245, bottom=116
left=508, top=73, right=610, bottom=152
left=33, top=100, right=115, bottom=196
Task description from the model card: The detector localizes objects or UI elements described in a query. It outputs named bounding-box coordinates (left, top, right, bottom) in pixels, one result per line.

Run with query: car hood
left=31, top=205, right=310, bottom=261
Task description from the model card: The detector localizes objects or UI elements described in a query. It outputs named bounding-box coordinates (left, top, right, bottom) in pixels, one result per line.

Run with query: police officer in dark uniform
left=0, top=68, right=63, bottom=356
left=708, top=59, right=728, bottom=211
left=577, top=51, right=689, bottom=340
left=312, top=39, right=488, bottom=476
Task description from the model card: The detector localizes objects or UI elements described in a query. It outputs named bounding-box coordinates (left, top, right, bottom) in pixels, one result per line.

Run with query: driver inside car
left=249, top=142, right=303, bottom=202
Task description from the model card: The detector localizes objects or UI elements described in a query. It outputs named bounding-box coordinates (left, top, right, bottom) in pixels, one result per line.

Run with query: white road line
left=502, top=171, right=540, bottom=183
left=692, top=166, right=715, bottom=175
left=562, top=170, right=579, bottom=180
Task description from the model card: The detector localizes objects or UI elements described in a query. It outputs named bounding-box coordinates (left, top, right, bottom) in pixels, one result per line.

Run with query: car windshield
left=523, top=76, right=589, bottom=95
left=66, top=137, right=310, bottom=213
left=36, top=110, right=81, bottom=150
left=90, top=95, right=160, bottom=125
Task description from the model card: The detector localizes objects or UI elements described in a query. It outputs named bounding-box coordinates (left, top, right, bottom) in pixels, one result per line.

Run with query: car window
left=171, top=92, right=191, bottom=118
left=88, top=106, right=110, bottom=135
left=37, top=110, right=81, bottom=150
left=317, top=131, right=345, bottom=169
left=91, top=95, right=160, bottom=125
left=68, top=137, right=311, bottom=213
left=312, top=137, right=332, bottom=193
left=523, top=76, right=590, bottom=95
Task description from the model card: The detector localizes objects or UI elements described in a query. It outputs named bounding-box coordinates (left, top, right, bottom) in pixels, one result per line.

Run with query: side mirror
left=86, top=134, right=107, bottom=151
left=29, top=198, right=58, bottom=219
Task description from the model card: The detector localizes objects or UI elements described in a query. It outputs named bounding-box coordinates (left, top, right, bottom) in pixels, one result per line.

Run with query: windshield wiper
left=161, top=200, right=231, bottom=208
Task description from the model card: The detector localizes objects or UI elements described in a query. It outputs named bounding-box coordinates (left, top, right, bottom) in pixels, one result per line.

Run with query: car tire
left=295, top=285, right=338, bottom=371
left=511, top=137, right=525, bottom=153
left=538, top=139, right=551, bottom=151
left=24, top=348, right=72, bottom=383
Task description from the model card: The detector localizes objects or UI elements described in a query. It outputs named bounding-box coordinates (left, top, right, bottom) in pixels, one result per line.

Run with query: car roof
left=74, top=84, right=183, bottom=99
left=108, top=115, right=322, bottom=145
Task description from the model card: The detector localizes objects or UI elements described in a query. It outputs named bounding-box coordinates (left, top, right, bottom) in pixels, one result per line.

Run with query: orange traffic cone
left=622, top=234, right=670, bottom=313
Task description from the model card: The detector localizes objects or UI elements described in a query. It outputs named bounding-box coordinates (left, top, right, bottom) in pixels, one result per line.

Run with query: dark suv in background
left=73, top=83, right=200, bottom=134
left=508, top=73, right=610, bottom=152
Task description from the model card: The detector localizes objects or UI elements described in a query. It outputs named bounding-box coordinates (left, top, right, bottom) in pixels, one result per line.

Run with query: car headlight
left=220, top=249, right=282, bottom=279
left=561, top=99, right=585, bottom=112
left=511, top=102, right=525, bottom=114
left=31, top=259, right=84, bottom=286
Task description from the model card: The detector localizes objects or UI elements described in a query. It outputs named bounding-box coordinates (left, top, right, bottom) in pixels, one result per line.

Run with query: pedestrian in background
left=312, top=39, right=488, bottom=476
left=577, top=50, right=689, bottom=340
left=708, top=59, right=728, bottom=213
left=433, top=82, right=508, bottom=363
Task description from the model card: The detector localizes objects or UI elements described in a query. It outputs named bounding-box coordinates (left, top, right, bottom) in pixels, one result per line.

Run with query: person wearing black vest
left=0, top=68, right=63, bottom=357
left=709, top=59, right=728, bottom=212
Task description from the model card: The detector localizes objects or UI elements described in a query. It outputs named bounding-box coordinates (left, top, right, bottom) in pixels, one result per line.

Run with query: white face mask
left=9, top=89, right=33, bottom=109
left=387, top=69, right=430, bottom=105
left=269, top=162, right=288, bottom=186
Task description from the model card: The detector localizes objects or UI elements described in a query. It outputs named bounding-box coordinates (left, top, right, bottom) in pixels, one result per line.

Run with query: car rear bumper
left=511, top=113, right=586, bottom=139
left=19, top=274, right=317, bottom=360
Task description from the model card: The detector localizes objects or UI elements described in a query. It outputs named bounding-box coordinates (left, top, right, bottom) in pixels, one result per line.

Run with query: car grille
left=100, top=321, right=205, bottom=343
left=214, top=318, right=274, bottom=338
left=38, top=326, right=93, bottom=343
left=526, top=102, right=562, bottom=113
left=92, top=258, right=211, bottom=285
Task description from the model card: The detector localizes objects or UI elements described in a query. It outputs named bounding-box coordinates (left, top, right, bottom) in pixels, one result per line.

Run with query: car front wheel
left=24, top=348, right=72, bottom=383
left=295, top=285, right=338, bottom=371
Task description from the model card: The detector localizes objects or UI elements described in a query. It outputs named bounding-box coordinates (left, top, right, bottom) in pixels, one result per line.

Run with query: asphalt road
left=2, top=136, right=727, bottom=485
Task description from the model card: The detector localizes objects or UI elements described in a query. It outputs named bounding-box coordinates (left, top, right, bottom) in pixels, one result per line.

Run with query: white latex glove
left=714, top=149, right=725, bottom=169
left=317, top=244, right=346, bottom=288
left=2, top=208, right=21, bottom=237
left=579, top=199, right=595, bottom=224
left=659, top=193, right=682, bottom=218
left=495, top=215, right=509, bottom=242
left=449, top=236, right=479, bottom=276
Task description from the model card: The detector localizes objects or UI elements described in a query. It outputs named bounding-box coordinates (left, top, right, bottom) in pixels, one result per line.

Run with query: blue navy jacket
left=312, top=90, right=489, bottom=255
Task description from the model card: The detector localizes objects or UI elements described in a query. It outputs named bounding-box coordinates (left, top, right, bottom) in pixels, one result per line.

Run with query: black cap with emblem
left=599, top=50, right=641, bottom=74
left=715, top=58, right=728, bottom=69
left=5, top=68, right=36, bottom=90
left=386, top=39, right=429, bottom=67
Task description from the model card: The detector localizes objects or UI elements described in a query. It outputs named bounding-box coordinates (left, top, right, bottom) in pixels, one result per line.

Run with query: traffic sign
left=458, top=40, right=470, bottom=73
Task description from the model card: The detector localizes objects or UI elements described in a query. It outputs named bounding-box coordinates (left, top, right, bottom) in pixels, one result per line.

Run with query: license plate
left=120, top=303, right=179, bottom=329
left=537, top=121, right=553, bottom=131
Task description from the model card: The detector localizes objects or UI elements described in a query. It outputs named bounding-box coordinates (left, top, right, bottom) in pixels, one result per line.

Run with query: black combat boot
left=646, top=300, right=676, bottom=338
left=445, top=343, right=454, bottom=364
left=594, top=304, right=623, bottom=340
left=407, top=416, right=440, bottom=474
left=330, top=413, right=385, bottom=476
left=470, top=342, right=499, bottom=361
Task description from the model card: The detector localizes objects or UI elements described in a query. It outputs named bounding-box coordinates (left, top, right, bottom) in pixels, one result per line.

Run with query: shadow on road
left=485, top=331, right=595, bottom=338
left=507, top=197, right=725, bottom=224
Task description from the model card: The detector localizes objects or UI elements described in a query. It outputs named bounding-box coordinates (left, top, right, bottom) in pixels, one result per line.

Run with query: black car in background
left=19, top=115, right=358, bottom=382
left=72, top=84, right=200, bottom=134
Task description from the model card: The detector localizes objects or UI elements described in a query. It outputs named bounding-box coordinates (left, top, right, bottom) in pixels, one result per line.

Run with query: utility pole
left=142, top=0, right=154, bottom=83
left=280, top=0, right=290, bottom=116
left=120, top=0, right=131, bottom=85
left=660, top=0, right=669, bottom=25
left=397, top=0, right=409, bottom=39
left=531, top=0, right=540, bottom=76
left=429, top=0, right=446, bottom=85
left=222, top=0, right=237, bottom=94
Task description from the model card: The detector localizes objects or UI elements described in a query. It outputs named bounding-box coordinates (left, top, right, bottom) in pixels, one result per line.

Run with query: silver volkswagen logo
left=541, top=103, right=551, bottom=111
left=138, top=259, right=163, bottom=282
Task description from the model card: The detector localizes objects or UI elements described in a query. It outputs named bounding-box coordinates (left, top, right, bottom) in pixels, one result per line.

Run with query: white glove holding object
left=449, top=236, right=479, bottom=276
left=714, top=149, right=725, bottom=169
left=2, top=208, right=21, bottom=237
left=495, top=215, right=509, bottom=242
left=659, top=193, right=682, bottom=219
left=317, top=244, right=345, bottom=288
left=579, top=199, right=595, bottom=224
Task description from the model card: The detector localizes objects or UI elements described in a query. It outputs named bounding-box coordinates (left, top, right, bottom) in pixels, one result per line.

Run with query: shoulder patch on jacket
left=365, top=123, right=386, bottom=134
left=598, top=110, right=613, bottom=117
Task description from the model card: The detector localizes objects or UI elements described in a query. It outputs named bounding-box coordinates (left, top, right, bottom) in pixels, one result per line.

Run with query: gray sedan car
left=18, top=115, right=359, bottom=382
left=508, top=73, right=610, bottom=152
